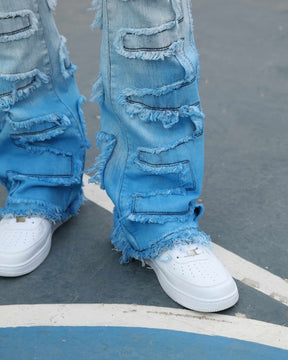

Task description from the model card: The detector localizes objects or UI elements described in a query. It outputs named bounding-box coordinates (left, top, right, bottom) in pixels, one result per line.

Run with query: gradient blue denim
left=89, top=0, right=210, bottom=262
left=0, top=0, right=89, bottom=222
left=0, top=0, right=210, bottom=263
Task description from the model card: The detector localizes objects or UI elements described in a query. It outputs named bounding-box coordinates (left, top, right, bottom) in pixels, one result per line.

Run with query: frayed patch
left=119, top=78, right=195, bottom=101
left=87, top=131, right=116, bottom=189
left=135, top=156, right=195, bottom=190
left=89, top=0, right=103, bottom=30
left=129, top=189, right=203, bottom=224
left=120, top=95, right=204, bottom=129
left=6, top=147, right=74, bottom=183
left=59, top=35, right=78, bottom=80
left=137, top=135, right=201, bottom=155
left=9, top=113, right=70, bottom=130
left=117, top=35, right=203, bottom=129
left=0, top=69, right=50, bottom=111
left=111, top=208, right=210, bottom=264
left=47, top=0, right=58, bottom=11
left=7, top=133, right=84, bottom=186
left=113, top=0, right=184, bottom=61
left=90, top=74, right=104, bottom=105
left=117, top=68, right=203, bottom=129
left=9, top=113, right=71, bottom=144
left=134, top=136, right=200, bottom=188
left=0, top=10, right=38, bottom=43
left=77, top=95, right=92, bottom=149
left=114, top=21, right=183, bottom=61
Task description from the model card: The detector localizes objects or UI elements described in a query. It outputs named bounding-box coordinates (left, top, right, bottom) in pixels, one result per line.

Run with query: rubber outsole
left=0, top=221, right=65, bottom=277
left=146, top=259, right=239, bottom=313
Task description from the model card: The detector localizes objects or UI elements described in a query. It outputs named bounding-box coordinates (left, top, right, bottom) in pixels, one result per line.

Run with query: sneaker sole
left=146, top=259, right=239, bottom=313
left=0, top=220, right=66, bottom=277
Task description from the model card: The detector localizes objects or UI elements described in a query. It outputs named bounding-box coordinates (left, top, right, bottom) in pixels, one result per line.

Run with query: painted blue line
left=0, top=326, right=287, bottom=360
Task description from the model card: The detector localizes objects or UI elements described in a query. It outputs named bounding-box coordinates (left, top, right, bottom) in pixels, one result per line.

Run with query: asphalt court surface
left=0, top=0, right=287, bottom=358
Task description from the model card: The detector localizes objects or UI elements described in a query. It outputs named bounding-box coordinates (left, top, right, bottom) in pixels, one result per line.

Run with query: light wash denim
left=0, top=0, right=210, bottom=263
left=0, top=0, right=89, bottom=222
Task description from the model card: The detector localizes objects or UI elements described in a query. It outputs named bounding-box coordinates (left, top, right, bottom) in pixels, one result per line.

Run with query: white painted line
left=213, top=244, right=288, bottom=306
left=83, top=174, right=288, bottom=307
left=0, top=304, right=287, bottom=350
left=83, top=174, right=114, bottom=212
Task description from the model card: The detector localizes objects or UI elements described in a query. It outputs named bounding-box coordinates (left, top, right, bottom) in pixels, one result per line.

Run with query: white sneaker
left=0, top=217, right=61, bottom=277
left=145, top=243, right=239, bottom=312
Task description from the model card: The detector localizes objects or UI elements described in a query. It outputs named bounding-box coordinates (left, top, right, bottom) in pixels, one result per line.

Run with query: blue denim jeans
left=0, top=0, right=210, bottom=263
left=0, top=0, right=89, bottom=222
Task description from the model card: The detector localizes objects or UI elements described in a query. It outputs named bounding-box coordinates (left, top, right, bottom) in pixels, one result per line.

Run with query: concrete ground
left=0, top=0, right=287, bottom=358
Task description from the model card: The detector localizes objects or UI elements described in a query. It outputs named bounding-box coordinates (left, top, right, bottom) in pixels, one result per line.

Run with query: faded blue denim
left=0, top=0, right=210, bottom=263
left=89, top=0, right=210, bottom=262
left=0, top=0, right=89, bottom=222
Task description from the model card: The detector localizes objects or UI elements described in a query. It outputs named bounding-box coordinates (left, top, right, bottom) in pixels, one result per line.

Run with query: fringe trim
left=1, top=191, right=84, bottom=224
left=87, top=131, right=116, bottom=189
left=128, top=203, right=204, bottom=225
left=0, top=10, right=38, bottom=43
left=119, top=98, right=204, bottom=130
left=113, top=18, right=183, bottom=61
left=59, top=35, right=78, bottom=80
left=9, top=113, right=70, bottom=130
left=77, top=95, right=92, bottom=149
left=90, top=74, right=104, bottom=105
left=0, top=70, right=50, bottom=111
left=9, top=113, right=71, bottom=144
left=111, top=208, right=211, bottom=264
left=47, top=0, right=58, bottom=11
left=89, top=0, right=103, bottom=30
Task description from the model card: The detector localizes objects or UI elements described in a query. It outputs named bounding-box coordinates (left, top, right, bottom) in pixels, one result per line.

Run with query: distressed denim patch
left=0, top=10, right=38, bottom=43
left=0, top=69, right=49, bottom=111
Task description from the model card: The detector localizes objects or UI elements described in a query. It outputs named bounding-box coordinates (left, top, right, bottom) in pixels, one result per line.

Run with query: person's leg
left=0, top=0, right=89, bottom=276
left=90, top=0, right=238, bottom=311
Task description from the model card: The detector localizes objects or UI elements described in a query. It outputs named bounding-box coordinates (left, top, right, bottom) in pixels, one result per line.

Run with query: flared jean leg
left=0, top=0, right=89, bottom=222
left=89, top=0, right=210, bottom=262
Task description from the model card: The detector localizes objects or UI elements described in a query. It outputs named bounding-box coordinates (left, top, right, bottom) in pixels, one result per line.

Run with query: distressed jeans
left=0, top=0, right=210, bottom=263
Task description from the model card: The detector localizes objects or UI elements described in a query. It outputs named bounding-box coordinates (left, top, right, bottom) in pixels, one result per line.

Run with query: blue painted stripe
left=0, top=326, right=287, bottom=359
